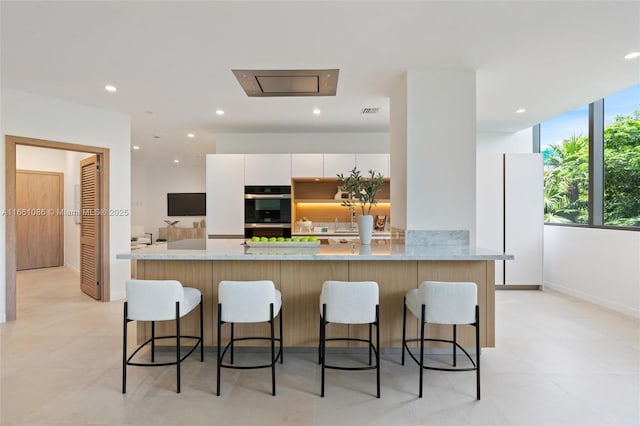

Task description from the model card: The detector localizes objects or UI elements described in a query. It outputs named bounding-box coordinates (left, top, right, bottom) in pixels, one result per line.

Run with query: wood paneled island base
left=133, top=258, right=495, bottom=349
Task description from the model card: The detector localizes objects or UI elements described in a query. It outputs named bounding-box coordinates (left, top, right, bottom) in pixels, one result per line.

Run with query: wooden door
left=16, top=170, right=64, bottom=270
left=80, top=156, right=101, bottom=300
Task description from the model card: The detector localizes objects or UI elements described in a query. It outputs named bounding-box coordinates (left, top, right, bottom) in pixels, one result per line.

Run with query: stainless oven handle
left=244, top=223, right=292, bottom=229
left=244, top=194, right=291, bottom=199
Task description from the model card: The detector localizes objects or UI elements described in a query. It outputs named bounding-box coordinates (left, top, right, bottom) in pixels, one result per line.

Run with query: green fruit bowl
left=246, top=240, right=320, bottom=248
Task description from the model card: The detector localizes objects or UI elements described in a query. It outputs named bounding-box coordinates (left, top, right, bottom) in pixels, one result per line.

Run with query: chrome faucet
left=350, top=206, right=356, bottom=230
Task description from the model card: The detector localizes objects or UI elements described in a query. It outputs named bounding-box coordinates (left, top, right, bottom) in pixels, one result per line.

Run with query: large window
left=540, top=106, right=590, bottom=224
left=603, top=85, right=640, bottom=227
left=538, top=84, right=640, bottom=229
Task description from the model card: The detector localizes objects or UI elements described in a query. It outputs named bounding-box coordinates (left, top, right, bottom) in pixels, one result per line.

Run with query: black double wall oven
left=244, top=185, right=292, bottom=238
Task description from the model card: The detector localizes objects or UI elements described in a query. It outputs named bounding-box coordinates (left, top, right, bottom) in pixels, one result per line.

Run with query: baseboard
left=63, top=263, right=80, bottom=273
left=496, top=284, right=541, bottom=290
left=543, top=280, right=640, bottom=319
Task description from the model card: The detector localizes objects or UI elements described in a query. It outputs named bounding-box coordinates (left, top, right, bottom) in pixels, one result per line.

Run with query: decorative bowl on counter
left=246, top=240, right=320, bottom=248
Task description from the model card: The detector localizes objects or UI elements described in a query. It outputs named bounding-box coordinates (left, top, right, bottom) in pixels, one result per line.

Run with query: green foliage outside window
left=604, top=111, right=640, bottom=226
left=543, top=135, right=589, bottom=224
left=543, top=111, right=640, bottom=227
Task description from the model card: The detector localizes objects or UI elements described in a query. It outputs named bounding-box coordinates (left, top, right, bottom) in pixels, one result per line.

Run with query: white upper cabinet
left=323, top=153, right=356, bottom=178
left=291, top=154, right=323, bottom=178
left=206, top=154, right=245, bottom=236
left=244, top=154, right=292, bottom=185
left=356, top=153, right=390, bottom=178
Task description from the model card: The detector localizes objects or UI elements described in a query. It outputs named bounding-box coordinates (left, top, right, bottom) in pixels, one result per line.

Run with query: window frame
left=535, top=93, right=639, bottom=232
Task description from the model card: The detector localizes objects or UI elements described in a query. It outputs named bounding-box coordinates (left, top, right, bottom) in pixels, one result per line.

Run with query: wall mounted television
left=167, top=193, right=206, bottom=216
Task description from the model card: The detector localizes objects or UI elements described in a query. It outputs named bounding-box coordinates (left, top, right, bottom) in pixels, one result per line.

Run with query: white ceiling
left=2, top=1, right=639, bottom=166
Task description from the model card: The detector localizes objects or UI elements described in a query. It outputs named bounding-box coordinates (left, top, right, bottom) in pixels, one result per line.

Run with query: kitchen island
left=117, top=239, right=513, bottom=349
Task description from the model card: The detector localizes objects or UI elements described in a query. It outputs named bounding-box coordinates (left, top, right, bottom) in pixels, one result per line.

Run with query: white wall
left=216, top=132, right=389, bottom=154
left=399, top=70, right=477, bottom=243
left=476, top=129, right=533, bottom=154
left=64, top=151, right=94, bottom=270
left=16, top=145, right=66, bottom=171
left=1, top=89, right=131, bottom=321
left=544, top=226, right=640, bottom=318
left=390, top=74, right=408, bottom=231
left=131, top=161, right=206, bottom=236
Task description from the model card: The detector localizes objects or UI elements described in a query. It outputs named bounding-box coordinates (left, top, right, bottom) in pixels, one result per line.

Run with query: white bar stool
left=217, top=280, right=283, bottom=396
left=402, top=280, right=480, bottom=399
left=122, top=279, right=203, bottom=394
left=319, top=280, right=380, bottom=398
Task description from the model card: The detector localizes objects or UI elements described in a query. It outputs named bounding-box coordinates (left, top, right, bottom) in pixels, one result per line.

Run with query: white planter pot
left=358, top=215, right=374, bottom=245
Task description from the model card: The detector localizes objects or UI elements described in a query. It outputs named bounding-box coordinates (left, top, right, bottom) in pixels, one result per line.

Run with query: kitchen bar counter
left=117, top=238, right=512, bottom=261
left=118, top=239, right=512, bottom=349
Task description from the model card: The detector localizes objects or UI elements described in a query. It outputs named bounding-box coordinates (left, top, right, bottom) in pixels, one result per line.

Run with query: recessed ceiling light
left=516, top=108, right=527, bottom=114
left=216, top=109, right=225, bottom=116
left=132, top=145, right=140, bottom=150
left=104, top=84, right=117, bottom=92
left=174, top=159, right=180, bottom=164
left=313, top=108, right=321, bottom=115
left=624, top=51, right=640, bottom=60
left=187, top=133, right=195, bottom=138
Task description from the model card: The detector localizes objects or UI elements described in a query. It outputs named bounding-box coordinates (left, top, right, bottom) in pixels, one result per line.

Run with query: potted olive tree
left=337, top=167, right=385, bottom=244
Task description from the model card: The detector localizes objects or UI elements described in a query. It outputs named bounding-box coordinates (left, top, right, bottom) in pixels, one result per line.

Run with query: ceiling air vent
left=361, top=107, right=380, bottom=114
left=232, top=69, right=339, bottom=97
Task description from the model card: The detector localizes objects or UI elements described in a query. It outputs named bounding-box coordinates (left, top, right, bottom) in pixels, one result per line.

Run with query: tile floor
left=1, top=267, right=638, bottom=425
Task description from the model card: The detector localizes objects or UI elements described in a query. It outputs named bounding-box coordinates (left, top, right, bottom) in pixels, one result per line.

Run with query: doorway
left=5, top=135, right=111, bottom=321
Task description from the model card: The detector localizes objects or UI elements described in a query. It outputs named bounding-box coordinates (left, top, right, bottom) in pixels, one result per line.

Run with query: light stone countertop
left=117, top=239, right=514, bottom=261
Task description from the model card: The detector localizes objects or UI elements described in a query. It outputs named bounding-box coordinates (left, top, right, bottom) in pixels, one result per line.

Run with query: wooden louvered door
left=80, top=155, right=101, bottom=300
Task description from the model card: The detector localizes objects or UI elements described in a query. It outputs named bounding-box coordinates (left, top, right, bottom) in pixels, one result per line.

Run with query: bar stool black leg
left=376, top=305, right=380, bottom=399
left=270, top=303, right=276, bottom=396
left=176, top=301, right=181, bottom=394
left=368, top=323, right=372, bottom=366
left=318, top=315, right=322, bottom=364
left=453, top=324, right=457, bottom=367
left=476, top=305, right=481, bottom=400
left=230, top=323, right=235, bottom=364
left=279, top=305, right=284, bottom=364
left=151, top=321, right=155, bottom=363
left=401, top=298, right=407, bottom=366
left=200, top=295, right=204, bottom=362
left=122, top=302, right=128, bottom=394
left=419, top=304, right=425, bottom=398
left=217, top=304, right=222, bottom=396
left=321, top=304, right=326, bottom=397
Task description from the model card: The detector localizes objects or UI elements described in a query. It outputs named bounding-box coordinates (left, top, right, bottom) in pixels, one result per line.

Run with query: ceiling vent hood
left=232, top=69, right=339, bottom=97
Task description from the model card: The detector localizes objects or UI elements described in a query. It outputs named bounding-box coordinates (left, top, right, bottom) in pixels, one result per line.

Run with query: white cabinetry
left=476, top=153, right=543, bottom=286
left=356, top=153, right=390, bottom=178
left=505, top=154, right=543, bottom=285
left=206, top=154, right=245, bottom=236
left=323, top=153, right=356, bottom=178
left=476, top=154, right=505, bottom=284
left=292, top=154, right=323, bottom=178
left=244, top=154, right=292, bottom=185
